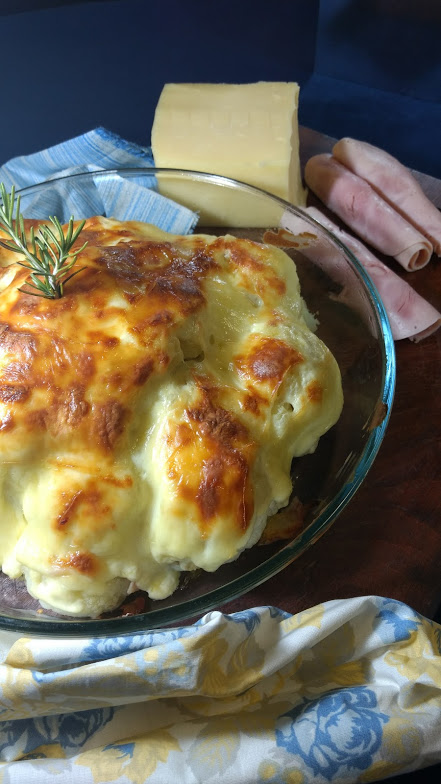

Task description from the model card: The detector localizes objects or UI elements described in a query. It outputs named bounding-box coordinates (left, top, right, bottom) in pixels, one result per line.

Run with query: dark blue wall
left=316, top=0, right=441, bottom=103
left=0, top=0, right=318, bottom=159
left=303, top=0, right=441, bottom=176
left=1, top=0, right=440, bottom=177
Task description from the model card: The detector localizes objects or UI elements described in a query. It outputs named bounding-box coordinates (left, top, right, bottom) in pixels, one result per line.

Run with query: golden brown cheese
left=0, top=216, right=343, bottom=616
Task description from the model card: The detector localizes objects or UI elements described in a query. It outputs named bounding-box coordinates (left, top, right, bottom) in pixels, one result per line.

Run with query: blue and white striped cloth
left=0, top=127, right=198, bottom=234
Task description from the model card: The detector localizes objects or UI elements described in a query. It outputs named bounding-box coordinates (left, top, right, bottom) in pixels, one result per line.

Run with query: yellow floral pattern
left=76, top=731, right=181, bottom=783
left=0, top=597, right=440, bottom=783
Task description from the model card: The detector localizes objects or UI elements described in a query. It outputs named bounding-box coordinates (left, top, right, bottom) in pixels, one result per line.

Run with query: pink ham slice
left=304, top=154, right=433, bottom=271
left=304, top=206, right=441, bottom=342
left=332, top=137, right=441, bottom=256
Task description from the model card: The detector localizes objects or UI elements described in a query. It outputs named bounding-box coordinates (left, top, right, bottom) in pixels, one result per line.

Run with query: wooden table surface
left=221, top=128, right=441, bottom=621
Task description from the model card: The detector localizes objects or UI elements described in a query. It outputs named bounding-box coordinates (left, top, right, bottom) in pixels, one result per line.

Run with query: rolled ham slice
left=304, top=154, right=433, bottom=271
left=333, top=137, right=441, bottom=256
left=304, top=206, right=441, bottom=342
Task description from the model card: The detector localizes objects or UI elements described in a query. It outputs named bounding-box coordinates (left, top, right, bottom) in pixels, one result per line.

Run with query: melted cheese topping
left=0, top=216, right=343, bottom=616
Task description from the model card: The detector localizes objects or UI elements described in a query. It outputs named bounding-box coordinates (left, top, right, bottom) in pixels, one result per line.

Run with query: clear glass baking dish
left=0, top=168, right=395, bottom=636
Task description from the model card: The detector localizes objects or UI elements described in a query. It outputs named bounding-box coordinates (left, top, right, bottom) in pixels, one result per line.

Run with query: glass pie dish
left=0, top=168, right=395, bottom=636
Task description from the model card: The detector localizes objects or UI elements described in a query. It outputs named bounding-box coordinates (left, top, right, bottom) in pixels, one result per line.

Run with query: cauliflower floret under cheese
left=0, top=216, right=343, bottom=616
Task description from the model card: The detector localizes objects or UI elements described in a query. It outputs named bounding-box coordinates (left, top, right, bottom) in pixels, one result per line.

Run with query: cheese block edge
left=151, top=81, right=307, bottom=210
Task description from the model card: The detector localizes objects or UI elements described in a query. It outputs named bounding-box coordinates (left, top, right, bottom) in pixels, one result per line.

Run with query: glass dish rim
left=0, top=167, right=396, bottom=636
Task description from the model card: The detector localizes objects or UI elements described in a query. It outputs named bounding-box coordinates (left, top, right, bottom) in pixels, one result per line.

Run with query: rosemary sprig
left=0, top=183, right=87, bottom=298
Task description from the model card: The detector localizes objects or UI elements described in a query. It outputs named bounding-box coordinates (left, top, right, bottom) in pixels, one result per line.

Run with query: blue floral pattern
left=81, top=626, right=195, bottom=662
left=227, top=607, right=290, bottom=633
left=275, top=687, right=388, bottom=781
left=374, top=599, right=421, bottom=644
left=104, top=741, right=135, bottom=758
left=0, top=708, right=114, bottom=759
left=226, top=609, right=264, bottom=633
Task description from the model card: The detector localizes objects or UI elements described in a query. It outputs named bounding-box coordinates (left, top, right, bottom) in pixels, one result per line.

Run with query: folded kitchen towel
left=0, top=127, right=199, bottom=234
left=0, top=596, right=441, bottom=783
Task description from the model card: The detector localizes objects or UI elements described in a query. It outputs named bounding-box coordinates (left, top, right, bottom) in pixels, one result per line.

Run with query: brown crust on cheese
left=53, top=479, right=118, bottom=532
left=242, top=390, right=267, bottom=417
left=52, top=550, right=98, bottom=575
left=165, top=384, right=255, bottom=533
left=0, top=384, right=30, bottom=403
left=263, top=228, right=317, bottom=248
left=306, top=380, right=323, bottom=403
left=0, top=218, right=219, bottom=456
left=235, top=336, right=303, bottom=393
left=93, top=400, right=127, bottom=451
left=56, top=490, right=84, bottom=530
left=0, top=413, right=14, bottom=431
left=218, top=237, right=287, bottom=297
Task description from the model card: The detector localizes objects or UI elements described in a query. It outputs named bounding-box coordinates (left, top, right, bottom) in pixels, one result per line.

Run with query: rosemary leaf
left=0, top=183, right=87, bottom=299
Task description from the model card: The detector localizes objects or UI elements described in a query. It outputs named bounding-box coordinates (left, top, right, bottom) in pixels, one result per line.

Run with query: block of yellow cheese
left=151, top=82, right=307, bottom=226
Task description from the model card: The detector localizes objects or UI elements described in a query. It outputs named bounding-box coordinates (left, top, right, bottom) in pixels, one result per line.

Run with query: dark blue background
left=1, top=0, right=440, bottom=176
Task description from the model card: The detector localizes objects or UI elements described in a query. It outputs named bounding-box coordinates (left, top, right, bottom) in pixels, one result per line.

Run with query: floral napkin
left=1, top=596, right=441, bottom=783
